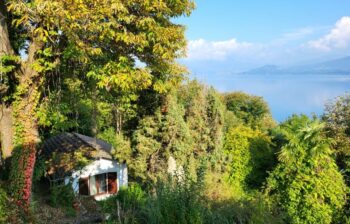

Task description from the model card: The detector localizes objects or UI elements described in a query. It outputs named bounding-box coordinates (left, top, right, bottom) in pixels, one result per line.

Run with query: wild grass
left=99, top=174, right=284, bottom=224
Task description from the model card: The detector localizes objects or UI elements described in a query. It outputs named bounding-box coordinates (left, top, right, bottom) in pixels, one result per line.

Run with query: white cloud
left=186, top=28, right=315, bottom=61
left=308, top=16, right=350, bottom=51
left=186, top=16, right=350, bottom=65
left=275, top=28, right=315, bottom=44
left=187, top=38, right=253, bottom=60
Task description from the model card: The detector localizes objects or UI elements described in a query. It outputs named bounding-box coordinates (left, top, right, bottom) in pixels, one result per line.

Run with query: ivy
left=9, top=143, right=36, bottom=213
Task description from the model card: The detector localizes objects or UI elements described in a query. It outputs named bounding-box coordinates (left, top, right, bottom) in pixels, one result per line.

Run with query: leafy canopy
left=266, top=115, right=347, bottom=224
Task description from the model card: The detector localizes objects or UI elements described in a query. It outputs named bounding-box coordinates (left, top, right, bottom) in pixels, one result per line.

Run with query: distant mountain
left=241, top=56, right=350, bottom=75
left=241, top=65, right=282, bottom=74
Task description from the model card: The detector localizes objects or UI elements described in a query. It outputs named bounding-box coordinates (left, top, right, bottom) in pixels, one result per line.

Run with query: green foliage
left=32, top=157, right=46, bottom=183
left=132, top=93, right=193, bottom=183
left=204, top=194, right=284, bottom=224
left=178, top=81, right=210, bottom=157
left=206, top=87, right=225, bottom=154
left=7, top=0, right=195, bottom=95
left=37, top=78, right=95, bottom=136
left=323, top=94, right=350, bottom=183
left=0, top=187, right=8, bottom=223
left=0, top=54, right=20, bottom=74
left=265, top=115, right=347, bottom=224
left=224, top=125, right=275, bottom=193
left=224, top=92, right=275, bottom=130
left=0, top=54, right=20, bottom=102
left=100, top=183, right=146, bottom=223
left=159, top=94, right=193, bottom=165
left=131, top=83, right=227, bottom=184
left=98, top=128, right=132, bottom=163
left=4, top=1, right=350, bottom=221
left=100, top=175, right=284, bottom=224
left=49, top=183, right=76, bottom=216
left=144, top=176, right=204, bottom=224
left=176, top=81, right=226, bottom=174
left=132, top=115, right=162, bottom=182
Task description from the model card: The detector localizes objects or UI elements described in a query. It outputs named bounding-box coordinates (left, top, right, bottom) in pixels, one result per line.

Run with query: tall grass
left=100, top=176, right=284, bottom=224
left=144, top=177, right=203, bottom=224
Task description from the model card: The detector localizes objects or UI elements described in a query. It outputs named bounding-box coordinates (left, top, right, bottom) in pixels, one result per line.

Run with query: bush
left=144, top=177, right=204, bottom=224
left=100, top=183, right=146, bottom=223
left=0, top=187, right=8, bottom=223
left=49, top=183, right=76, bottom=216
left=203, top=195, right=284, bottom=224
left=100, top=176, right=284, bottom=224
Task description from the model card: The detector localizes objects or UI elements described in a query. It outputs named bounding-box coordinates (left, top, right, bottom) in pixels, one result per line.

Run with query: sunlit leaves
left=266, top=115, right=347, bottom=224
left=7, top=0, right=194, bottom=95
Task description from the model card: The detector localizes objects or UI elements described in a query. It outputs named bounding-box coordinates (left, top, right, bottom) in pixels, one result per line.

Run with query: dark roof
left=41, top=132, right=113, bottom=160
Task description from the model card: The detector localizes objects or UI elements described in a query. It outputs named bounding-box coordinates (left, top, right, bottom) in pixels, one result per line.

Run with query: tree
left=0, top=0, right=16, bottom=161
left=132, top=93, right=193, bottom=183
left=224, top=92, right=275, bottom=130
left=323, top=94, right=350, bottom=184
left=206, top=87, right=225, bottom=155
left=265, top=115, right=347, bottom=224
left=177, top=81, right=210, bottom=157
left=0, top=0, right=194, bottom=211
left=224, top=125, right=274, bottom=194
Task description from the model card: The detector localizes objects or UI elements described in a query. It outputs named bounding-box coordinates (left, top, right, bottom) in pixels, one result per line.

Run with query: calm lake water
left=193, top=74, right=350, bottom=122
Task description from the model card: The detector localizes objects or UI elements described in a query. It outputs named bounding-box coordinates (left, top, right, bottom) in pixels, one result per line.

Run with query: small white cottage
left=41, top=133, right=128, bottom=201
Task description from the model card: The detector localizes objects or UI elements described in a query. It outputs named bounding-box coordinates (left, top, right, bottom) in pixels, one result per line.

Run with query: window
left=79, top=172, right=118, bottom=196
left=79, top=178, right=89, bottom=195
left=96, top=173, right=107, bottom=194
left=89, top=175, right=97, bottom=195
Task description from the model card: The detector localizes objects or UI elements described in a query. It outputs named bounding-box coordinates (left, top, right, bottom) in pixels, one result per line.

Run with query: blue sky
left=178, top=0, right=350, bottom=73
left=175, top=1, right=350, bottom=121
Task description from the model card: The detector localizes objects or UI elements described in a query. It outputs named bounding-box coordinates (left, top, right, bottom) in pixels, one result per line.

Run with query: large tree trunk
left=0, top=106, right=13, bottom=158
left=1, top=1, right=43, bottom=214
left=16, top=39, right=42, bottom=144
left=0, top=1, right=14, bottom=54
left=9, top=39, right=43, bottom=212
left=0, top=0, right=15, bottom=159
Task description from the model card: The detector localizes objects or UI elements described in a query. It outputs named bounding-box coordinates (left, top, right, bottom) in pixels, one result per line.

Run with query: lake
left=193, top=74, right=350, bottom=122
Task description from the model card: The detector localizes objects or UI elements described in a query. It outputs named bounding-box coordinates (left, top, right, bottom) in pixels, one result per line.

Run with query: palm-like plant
left=266, top=115, right=347, bottom=224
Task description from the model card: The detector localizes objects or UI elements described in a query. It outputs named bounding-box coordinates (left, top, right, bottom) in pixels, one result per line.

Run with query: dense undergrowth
left=99, top=177, right=284, bottom=224
left=0, top=0, right=350, bottom=223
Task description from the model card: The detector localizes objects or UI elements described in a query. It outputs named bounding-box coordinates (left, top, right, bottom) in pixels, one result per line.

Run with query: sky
left=174, top=1, right=350, bottom=121
left=177, top=0, right=350, bottom=73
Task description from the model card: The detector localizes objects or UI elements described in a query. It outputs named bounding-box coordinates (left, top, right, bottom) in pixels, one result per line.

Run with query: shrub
left=203, top=195, right=284, bottom=224
left=49, top=183, right=76, bottom=216
left=265, top=115, right=347, bottom=224
left=100, top=183, right=146, bottom=224
left=100, top=176, right=285, bottom=224
left=0, top=187, right=8, bottom=223
left=144, top=177, right=204, bottom=224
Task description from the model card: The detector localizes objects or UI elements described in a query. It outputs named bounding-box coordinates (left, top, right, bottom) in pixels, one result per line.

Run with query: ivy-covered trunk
left=9, top=39, right=43, bottom=213
left=0, top=1, right=14, bottom=160
left=2, top=0, right=43, bottom=210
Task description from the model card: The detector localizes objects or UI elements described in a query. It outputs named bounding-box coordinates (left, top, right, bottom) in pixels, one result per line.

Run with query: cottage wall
left=65, top=158, right=128, bottom=195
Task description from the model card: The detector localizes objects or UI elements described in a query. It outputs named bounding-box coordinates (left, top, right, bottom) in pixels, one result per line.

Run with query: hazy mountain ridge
left=241, top=56, right=350, bottom=75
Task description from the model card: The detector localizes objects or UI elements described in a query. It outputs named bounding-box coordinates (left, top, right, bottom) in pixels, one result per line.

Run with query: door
left=79, top=178, right=89, bottom=195
left=107, top=172, right=118, bottom=194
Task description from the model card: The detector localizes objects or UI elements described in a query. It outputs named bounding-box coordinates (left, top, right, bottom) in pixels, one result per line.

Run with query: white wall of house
left=65, top=158, right=128, bottom=198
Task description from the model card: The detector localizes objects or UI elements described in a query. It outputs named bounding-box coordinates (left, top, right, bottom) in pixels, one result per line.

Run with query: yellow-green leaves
left=266, top=115, right=347, bottom=224
left=87, top=57, right=152, bottom=92
left=6, top=0, right=194, bottom=100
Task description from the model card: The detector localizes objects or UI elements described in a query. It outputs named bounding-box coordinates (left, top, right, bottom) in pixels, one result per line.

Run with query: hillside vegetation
left=0, top=1, right=349, bottom=223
